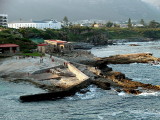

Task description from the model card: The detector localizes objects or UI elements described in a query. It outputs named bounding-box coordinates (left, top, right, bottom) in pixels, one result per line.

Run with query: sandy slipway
left=0, top=53, right=160, bottom=102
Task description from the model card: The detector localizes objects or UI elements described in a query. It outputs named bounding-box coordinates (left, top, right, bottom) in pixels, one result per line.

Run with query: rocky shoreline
left=1, top=52, right=160, bottom=102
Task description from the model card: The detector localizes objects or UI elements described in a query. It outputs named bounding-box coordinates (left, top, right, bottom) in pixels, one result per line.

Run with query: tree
left=140, top=19, right=145, bottom=26
left=148, top=20, right=160, bottom=28
left=63, top=16, right=69, bottom=27
left=128, top=18, right=132, bottom=28
left=113, top=23, right=120, bottom=28
left=106, top=21, right=113, bottom=28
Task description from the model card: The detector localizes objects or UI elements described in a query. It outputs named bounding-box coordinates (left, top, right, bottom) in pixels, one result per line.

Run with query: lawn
left=20, top=52, right=44, bottom=56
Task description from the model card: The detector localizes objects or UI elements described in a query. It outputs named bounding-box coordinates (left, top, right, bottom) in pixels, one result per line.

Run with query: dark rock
left=79, top=89, right=90, bottom=94
left=20, top=90, right=76, bottom=102
left=92, top=78, right=111, bottom=90
left=123, top=89, right=142, bottom=95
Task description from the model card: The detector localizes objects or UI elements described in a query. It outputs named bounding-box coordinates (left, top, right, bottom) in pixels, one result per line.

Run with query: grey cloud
left=1, top=0, right=160, bottom=22
left=141, top=0, right=160, bottom=8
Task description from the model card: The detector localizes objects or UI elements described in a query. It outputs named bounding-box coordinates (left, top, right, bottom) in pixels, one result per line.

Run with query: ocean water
left=1, top=40, right=160, bottom=120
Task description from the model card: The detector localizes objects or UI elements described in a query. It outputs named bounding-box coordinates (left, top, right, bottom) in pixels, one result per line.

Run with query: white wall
left=8, top=22, right=62, bottom=29
left=0, top=14, right=8, bottom=27
left=67, top=63, right=89, bottom=81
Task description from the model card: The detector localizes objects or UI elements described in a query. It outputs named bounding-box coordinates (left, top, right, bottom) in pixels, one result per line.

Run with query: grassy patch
left=20, top=52, right=44, bottom=56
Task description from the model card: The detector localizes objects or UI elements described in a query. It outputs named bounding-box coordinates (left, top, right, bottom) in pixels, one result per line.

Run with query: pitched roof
left=46, top=40, right=67, bottom=43
left=0, top=44, right=19, bottom=48
left=37, top=44, right=48, bottom=46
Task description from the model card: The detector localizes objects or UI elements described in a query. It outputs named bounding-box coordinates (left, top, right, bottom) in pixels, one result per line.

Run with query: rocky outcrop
left=96, top=53, right=159, bottom=65
left=90, top=69, right=160, bottom=95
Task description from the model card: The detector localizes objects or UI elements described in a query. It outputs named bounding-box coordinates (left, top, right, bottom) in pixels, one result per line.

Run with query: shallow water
left=1, top=40, right=160, bottom=120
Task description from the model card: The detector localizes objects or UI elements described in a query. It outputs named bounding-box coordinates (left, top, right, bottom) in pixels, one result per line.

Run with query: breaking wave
left=139, top=91, right=160, bottom=96
left=66, top=85, right=104, bottom=100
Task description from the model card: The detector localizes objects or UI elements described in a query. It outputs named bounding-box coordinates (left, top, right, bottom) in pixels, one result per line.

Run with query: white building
left=0, top=14, right=8, bottom=27
left=119, top=24, right=128, bottom=28
left=8, top=19, right=62, bottom=29
left=133, top=24, right=144, bottom=27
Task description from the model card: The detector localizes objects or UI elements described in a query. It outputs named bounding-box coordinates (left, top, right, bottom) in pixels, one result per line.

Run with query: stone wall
left=67, top=63, right=89, bottom=81
left=38, top=46, right=46, bottom=53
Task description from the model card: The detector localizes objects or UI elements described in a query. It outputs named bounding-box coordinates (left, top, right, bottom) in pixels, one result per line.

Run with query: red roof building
left=37, top=39, right=72, bottom=54
left=37, top=44, right=48, bottom=54
left=0, top=44, right=20, bottom=54
left=0, top=44, right=19, bottom=48
left=45, top=40, right=67, bottom=44
left=37, top=44, right=48, bottom=46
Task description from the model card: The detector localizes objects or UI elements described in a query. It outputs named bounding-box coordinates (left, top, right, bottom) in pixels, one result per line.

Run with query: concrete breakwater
left=0, top=55, right=92, bottom=102
left=20, top=63, right=91, bottom=102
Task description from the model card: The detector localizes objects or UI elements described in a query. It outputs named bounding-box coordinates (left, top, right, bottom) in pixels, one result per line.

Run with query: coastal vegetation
left=107, top=28, right=160, bottom=39
left=0, top=27, right=36, bottom=52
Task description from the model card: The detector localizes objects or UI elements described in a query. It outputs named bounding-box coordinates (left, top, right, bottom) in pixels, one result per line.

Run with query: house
left=45, top=40, right=73, bottom=53
left=133, top=24, right=144, bottom=27
left=0, top=44, right=20, bottom=54
left=93, top=23, right=105, bottom=28
left=37, top=44, right=48, bottom=54
left=80, top=23, right=92, bottom=27
left=37, top=40, right=73, bottom=53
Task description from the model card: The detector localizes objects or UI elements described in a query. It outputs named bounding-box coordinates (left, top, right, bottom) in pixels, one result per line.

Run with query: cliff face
left=87, top=33, right=108, bottom=45
left=67, top=27, right=109, bottom=45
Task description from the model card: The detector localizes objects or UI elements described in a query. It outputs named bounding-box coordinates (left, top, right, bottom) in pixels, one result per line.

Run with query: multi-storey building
left=0, top=14, right=8, bottom=27
left=8, top=19, right=62, bottom=29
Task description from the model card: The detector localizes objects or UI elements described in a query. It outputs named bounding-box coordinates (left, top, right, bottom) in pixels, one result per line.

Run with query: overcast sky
left=142, top=0, right=160, bottom=8
left=0, top=0, right=160, bottom=22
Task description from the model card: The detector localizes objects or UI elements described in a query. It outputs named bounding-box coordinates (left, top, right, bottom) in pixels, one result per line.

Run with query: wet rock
left=157, top=58, right=160, bottom=62
left=123, top=88, right=142, bottom=95
left=79, top=89, right=90, bottom=94
left=116, top=89, right=122, bottom=93
left=96, top=53, right=158, bottom=64
left=92, top=78, right=111, bottom=90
